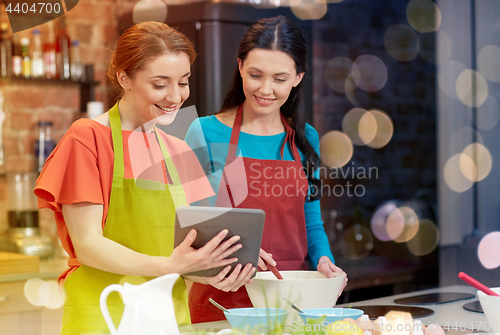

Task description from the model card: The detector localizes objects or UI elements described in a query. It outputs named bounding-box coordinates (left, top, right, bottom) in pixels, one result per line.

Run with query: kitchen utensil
left=264, top=259, right=283, bottom=280
left=458, top=272, right=500, bottom=297
left=100, top=273, right=181, bottom=335
left=209, top=298, right=231, bottom=313
left=298, top=307, right=364, bottom=324
left=245, top=270, right=345, bottom=310
left=284, top=298, right=304, bottom=314
left=477, top=287, right=500, bottom=333
left=223, top=307, right=288, bottom=333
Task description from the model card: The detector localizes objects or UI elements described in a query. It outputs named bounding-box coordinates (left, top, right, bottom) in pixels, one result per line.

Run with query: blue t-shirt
left=185, top=114, right=334, bottom=268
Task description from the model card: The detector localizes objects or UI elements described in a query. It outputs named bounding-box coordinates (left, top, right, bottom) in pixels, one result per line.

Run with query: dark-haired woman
left=185, top=16, right=347, bottom=323
left=34, top=22, right=254, bottom=334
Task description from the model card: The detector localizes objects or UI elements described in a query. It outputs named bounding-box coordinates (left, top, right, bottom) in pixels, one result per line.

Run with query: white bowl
left=245, top=271, right=345, bottom=311
left=477, top=287, right=500, bottom=334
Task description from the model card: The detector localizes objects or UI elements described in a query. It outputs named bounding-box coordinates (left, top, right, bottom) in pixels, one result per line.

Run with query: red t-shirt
left=35, top=118, right=214, bottom=282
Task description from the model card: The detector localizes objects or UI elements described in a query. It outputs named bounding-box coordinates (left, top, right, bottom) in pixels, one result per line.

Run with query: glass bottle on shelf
left=0, top=23, right=12, bottom=78
left=43, top=20, right=56, bottom=79
left=70, top=40, right=84, bottom=81
left=31, top=29, right=44, bottom=78
left=11, top=34, right=22, bottom=77
left=55, top=17, right=70, bottom=80
left=0, top=91, right=5, bottom=172
left=35, top=121, right=55, bottom=174
left=21, top=37, right=30, bottom=78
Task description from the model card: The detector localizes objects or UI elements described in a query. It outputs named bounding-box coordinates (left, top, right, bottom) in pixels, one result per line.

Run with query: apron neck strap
left=153, top=126, right=182, bottom=187
left=228, top=103, right=302, bottom=162
left=109, top=103, right=125, bottom=179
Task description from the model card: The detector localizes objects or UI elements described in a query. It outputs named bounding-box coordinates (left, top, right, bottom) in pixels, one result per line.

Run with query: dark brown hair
left=107, top=21, right=196, bottom=95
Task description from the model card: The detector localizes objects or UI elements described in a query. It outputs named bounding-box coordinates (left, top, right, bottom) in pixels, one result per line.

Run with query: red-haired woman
left=35, top=21, right=255, bottom=335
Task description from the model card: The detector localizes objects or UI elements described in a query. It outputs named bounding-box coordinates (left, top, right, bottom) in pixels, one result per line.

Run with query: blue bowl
left=299, top=308, right=364, bottom=324
left=224, top=307, right=289, bottom=332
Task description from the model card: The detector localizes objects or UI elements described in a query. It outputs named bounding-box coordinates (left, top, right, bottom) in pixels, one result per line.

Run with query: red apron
left=188, top=104, right=309, bottom=323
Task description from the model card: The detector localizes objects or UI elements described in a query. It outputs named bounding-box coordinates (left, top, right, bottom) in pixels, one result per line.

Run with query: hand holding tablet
left=173, top=206, right=265, bottom=278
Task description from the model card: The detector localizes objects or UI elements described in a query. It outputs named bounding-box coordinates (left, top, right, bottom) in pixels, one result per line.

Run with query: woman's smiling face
left=122, top=51, right=191, bottom=126
left=238, top=48, right=304, bottom=116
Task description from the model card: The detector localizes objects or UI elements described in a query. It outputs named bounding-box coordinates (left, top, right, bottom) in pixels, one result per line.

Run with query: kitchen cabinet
left=0, top=257, right=67, bottom=335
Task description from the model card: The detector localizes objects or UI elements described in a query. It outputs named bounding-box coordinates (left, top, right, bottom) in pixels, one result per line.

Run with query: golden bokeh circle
left=320, top=131, right=354, bottom=168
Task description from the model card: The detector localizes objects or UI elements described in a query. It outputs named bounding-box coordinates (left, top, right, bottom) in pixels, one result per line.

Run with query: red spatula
left=264, top=259, right=283, bottom=280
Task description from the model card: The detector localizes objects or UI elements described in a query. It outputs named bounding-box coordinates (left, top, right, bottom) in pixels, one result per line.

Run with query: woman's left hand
left=317, top=256, right=348, bottom=296
left=257, top=248, right=275, bottom=270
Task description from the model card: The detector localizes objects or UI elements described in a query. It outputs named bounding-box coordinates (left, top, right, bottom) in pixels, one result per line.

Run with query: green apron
left=61, top=102, right=190, bottom=335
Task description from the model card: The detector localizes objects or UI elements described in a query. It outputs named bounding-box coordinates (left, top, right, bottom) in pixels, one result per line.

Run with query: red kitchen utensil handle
left=265, top=259, right=283, bottom=280
left=458, top=272, right=500, bottom=296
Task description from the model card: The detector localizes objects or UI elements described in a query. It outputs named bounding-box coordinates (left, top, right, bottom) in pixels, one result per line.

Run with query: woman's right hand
left=167, top=228, right=242, bottom=275
left=186, top=262, right=256, bottom=292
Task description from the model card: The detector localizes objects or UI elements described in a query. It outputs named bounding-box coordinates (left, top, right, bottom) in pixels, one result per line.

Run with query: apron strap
left=109, top=103, right=125, bottom=179
left=154, top=126, right=188, bottom=209
left=227, top=103, right=301, bottom=163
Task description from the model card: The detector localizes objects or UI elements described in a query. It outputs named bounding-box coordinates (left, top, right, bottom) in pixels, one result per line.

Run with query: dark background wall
left=312, top=0, right=438, bottom=301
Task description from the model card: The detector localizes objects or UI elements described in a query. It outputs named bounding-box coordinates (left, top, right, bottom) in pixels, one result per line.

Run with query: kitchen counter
left=0, top=256, right=68, bottom=283
left=338, top=285, right=487, bottom=333
left=180, top=285, right=487, bottom=334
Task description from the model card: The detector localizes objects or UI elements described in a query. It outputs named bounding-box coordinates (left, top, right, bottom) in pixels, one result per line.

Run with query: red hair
left=107, top=21, right=196, bottom=93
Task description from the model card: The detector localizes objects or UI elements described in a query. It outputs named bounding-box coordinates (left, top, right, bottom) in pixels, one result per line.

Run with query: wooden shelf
left=0, top=64, right=100, bottom=111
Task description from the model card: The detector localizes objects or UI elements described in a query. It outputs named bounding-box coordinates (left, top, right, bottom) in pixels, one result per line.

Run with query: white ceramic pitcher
left=99, top=273, right=181, bottom=335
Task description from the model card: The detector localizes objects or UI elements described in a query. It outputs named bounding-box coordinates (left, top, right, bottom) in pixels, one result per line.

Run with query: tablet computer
left=173, top=206, right=265, bottom=278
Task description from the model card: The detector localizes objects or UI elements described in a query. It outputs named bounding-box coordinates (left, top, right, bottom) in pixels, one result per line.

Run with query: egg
left=344, top=318, right=357, bottom=324
left=424, top=324, right=445, bottom=335
left=356, top=314, right=374, bottom=332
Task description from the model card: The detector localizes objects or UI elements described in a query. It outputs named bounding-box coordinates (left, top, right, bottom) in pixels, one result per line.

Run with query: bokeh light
left=320, top=131, right=354, bottom=168
left=406, top=219, right=440, bottom=256
left=419, top=30, right=452, bottom=64
left=393, top=206, right=420, bottom=243
left=386, top=208, right=405, bottom=241
left=438, top=60, right=467, bottom=99
left=133, top=0, right=167, bottom=24
left=290, top=0, right=327, bottom=20
left=342, top=108, right=377, bottom=146
left=44, top=280, right=65, bottom=309
left=478, top=45, right=500, bottom=83
left=406, top=0, right=442, bottom=33
left=456, top=69, right=488, bottom=108
left=351, top=55, right=388, bottom=92
left=449, top=126, right=484, bottom=155
left=474, top=95, right=500, bottom=131
left=384, top=24, right=420, bottom=62
left=371, top=201, right=399, bottom=242
left=478, top=231, right=500, bottom=269
left=458, top=153, right=477, bottom=184
left=324, top=57, right=353, bottom=94
left=24, top=279, right=64, bottom=309
left=24, top=278, right=51, bottom=307
left=444, top=154, right=474, bottom=193
left=462, top=143, right=492, bottom=182
left=366, top=109, right=394, bottom=149
left=340, top=223, right=374, bottom=260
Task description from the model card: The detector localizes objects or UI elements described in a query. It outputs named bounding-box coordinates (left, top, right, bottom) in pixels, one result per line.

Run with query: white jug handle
left=99, top=284, right=125, bottom=335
